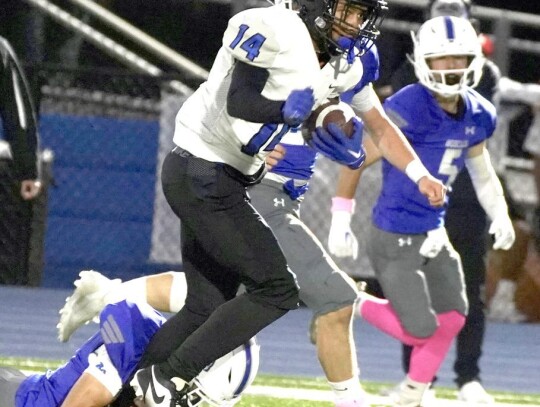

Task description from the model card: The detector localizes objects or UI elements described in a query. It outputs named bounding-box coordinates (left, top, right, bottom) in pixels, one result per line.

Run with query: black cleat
left=130, top=365, right=191, bottom=407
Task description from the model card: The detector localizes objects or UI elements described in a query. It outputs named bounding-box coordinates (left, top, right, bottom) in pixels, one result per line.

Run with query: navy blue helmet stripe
left=233, top=342, right=253, bottom=396
left=444, top=16, right=455, bottom=40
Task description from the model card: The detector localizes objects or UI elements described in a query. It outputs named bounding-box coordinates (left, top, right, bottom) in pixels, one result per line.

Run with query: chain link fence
left=36, top=67, right=179, bottom=286
left=34, top=65, right=536, bottom=287
left=34, top=67, right=385, bottom=287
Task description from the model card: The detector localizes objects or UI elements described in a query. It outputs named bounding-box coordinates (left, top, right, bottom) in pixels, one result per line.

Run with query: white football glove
left=419, top=227, right=450, bottom=258
left=328, top=211, right=358, bottom=259
left=489, top=214, right=515, bottom=250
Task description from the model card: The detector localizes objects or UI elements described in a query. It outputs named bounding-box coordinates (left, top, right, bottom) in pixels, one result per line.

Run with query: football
left=303, top=99, right=356, bottom=142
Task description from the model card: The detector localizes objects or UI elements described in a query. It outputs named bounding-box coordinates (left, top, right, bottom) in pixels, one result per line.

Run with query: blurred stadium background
left=2, top=0, right=539, bottom=297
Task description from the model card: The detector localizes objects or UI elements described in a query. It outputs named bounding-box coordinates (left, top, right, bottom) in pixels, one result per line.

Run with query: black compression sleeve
left=227, top=61, right=285, bottom=123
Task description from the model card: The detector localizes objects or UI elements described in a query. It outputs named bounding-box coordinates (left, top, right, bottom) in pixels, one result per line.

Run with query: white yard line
left=246, top=385, right=529, bottom=407
left=16, top=371, right=533, bottom=407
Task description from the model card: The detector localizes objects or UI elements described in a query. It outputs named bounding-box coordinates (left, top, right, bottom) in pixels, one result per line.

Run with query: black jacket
left=0, top=35, right=39, bottom=180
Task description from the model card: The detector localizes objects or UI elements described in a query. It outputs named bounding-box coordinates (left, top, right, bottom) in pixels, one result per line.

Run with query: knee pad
left=401, top=310, right=439, bottom=338
left=248, top=272, right=299, bottom=311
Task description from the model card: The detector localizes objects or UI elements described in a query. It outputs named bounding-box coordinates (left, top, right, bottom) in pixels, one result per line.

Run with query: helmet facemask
left=293, top=0, right=387, bottom=62
left=410, top=16, right=485, bottom=97
left=330, top=0, right=387, bottom=61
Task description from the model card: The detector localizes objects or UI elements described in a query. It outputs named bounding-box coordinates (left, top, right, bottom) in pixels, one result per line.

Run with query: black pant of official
left=402, top=169, right=488, bottom=387
left=0, top=159, right=32, bottom=285
left=139, top=149, right=299, bottom=381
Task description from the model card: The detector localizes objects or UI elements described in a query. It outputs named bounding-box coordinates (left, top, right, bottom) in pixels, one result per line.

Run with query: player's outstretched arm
left=359, top=103, right=418, bottom=172
left=358, top=93, right=446, bottom=207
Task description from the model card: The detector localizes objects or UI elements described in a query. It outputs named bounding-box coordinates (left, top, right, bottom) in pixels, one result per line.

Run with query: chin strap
left=336, top=37, right=357, bottom=63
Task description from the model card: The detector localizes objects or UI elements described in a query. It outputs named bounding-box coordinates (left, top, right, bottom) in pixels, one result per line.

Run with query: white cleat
left=384, top=377, right=431, bottom=407
left=57, top=270, right=121, bottom=342
left=458, top=381, right=495, bottom=404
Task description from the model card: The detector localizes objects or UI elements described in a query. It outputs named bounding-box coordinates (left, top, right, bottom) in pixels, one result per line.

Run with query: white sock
left=328, top=377, right=365, bottom=403
left=398, top=375, right=430, bottom=404
left=168, top=272, right=187, bottom=312
left=105, top=276, right=147, bottom=305
left=404, top=375, right=430, bottom=390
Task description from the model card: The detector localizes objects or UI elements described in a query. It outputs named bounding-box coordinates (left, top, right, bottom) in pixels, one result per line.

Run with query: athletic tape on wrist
left=331, top=197, right=356, bottom=213
left=405, top=159, right=430, bottom=184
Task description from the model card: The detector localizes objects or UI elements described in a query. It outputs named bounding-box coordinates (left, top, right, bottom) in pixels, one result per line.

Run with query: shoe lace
left=172, top=384, right=201, bottom=407
left=172, top=389, right=189, bottom=407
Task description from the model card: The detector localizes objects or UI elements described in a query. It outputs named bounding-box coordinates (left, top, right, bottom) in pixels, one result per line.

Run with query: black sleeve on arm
left=227, top=61, right=285, bottom=123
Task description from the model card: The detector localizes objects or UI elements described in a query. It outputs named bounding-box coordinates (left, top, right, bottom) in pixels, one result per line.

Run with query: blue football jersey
left=340, top=45, right=380, bottom=104
left=372, top=84, right=496, bottom=234
left=15, top=300, right=165, bottom=407
left=270, top=45, right=380, bottom=198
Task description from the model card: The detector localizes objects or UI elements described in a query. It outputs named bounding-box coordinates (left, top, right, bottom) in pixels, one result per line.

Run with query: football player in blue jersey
left=382, top=1, right=504, bottom=403
left=1, top=271, right=258, bottom=407
left=328, top=16, right=515, bottom=406
left=126, top=0, right=447, bottom=406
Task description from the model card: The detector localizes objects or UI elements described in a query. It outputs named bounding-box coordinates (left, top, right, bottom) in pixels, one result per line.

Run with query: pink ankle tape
left=331, top=197, right=356, bottom=213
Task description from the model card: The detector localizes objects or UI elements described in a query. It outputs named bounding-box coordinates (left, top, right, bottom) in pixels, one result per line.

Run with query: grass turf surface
left=2, top=356, right=539, bottom=406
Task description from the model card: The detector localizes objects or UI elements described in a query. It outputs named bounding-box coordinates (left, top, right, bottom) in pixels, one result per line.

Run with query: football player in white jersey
left=111, top=1, right=448, bottom=406
left=329, top=16, right=515, bottom=406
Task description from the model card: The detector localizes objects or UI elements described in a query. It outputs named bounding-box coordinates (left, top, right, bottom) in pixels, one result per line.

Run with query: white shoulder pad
left=223, top=6, right=307, bottom=68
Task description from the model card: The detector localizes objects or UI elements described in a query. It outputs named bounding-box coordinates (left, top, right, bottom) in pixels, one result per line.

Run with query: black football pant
left=140, top=148, right=299, bottom=381
left=402, top=169, right=488, bottom=387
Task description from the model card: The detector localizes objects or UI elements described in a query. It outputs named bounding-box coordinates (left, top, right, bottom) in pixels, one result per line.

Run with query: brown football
left=303, top=99, right=356, bottom=142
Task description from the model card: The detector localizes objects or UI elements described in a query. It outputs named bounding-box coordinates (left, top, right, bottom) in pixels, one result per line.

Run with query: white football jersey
left=173, top=5, right=365, bottom=175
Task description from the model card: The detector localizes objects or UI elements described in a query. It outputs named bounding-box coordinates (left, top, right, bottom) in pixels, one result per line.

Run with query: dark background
left=0, top=0, right=537, bottom=81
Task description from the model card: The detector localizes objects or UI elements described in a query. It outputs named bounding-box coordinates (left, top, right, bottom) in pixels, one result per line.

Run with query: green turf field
left=3, top=356, right=539, bottom=406
left=244, top=375, right=540, bottom=406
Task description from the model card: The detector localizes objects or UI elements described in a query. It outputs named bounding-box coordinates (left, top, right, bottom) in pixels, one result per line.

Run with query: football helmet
left=280, top=0, right=387, bottom=59
left=410, top=16, right=485, bottom=97
left=186, top=337, right=260, bottom=406
left=426, top=0, right=471, bottom=19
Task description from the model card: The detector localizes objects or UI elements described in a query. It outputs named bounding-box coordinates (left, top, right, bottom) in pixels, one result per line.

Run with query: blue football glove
left=310, top=118, right=366, bottom=169
left=281, top=88, right=315, bottom=127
